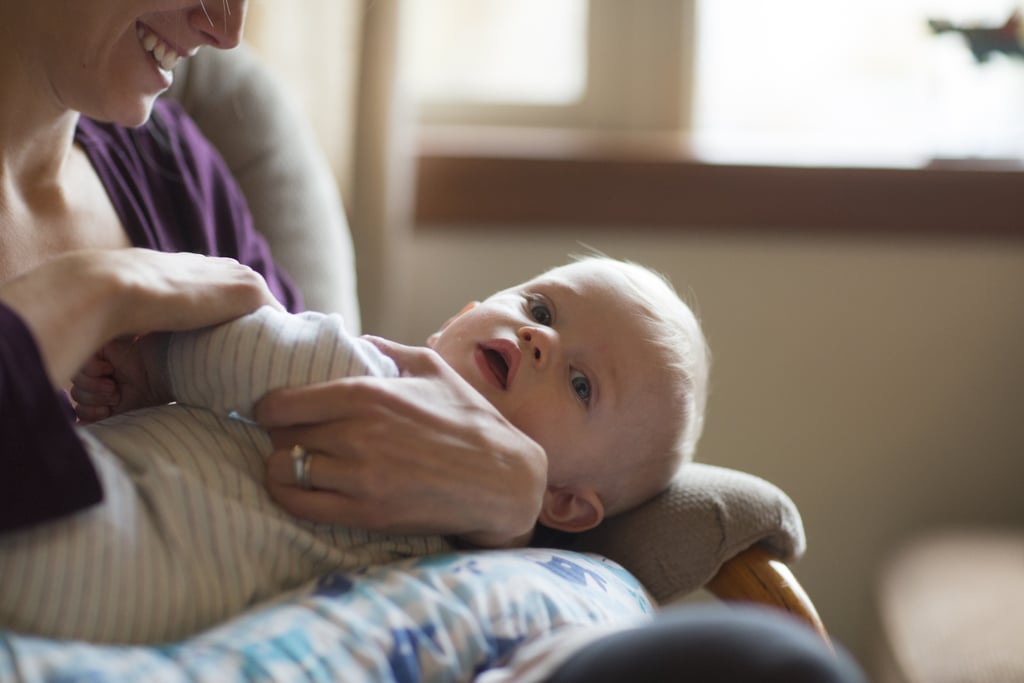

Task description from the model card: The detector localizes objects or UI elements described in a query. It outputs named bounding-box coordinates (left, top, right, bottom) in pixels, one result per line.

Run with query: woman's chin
left=107, top=92, right=163, bottom=128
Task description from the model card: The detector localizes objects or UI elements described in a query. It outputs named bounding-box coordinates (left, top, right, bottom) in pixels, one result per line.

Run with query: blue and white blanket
left=0, top=549, right=655, bottom=682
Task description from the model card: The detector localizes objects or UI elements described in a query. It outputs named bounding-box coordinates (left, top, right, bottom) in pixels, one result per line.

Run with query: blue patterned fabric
left=0, top=549, right=654, bottom=682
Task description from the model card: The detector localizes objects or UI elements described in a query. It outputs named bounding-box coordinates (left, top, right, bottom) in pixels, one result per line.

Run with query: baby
left=0, top=256, right=708, bottom=644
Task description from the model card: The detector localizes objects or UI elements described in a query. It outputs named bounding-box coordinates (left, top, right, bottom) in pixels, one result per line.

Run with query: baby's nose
left=518, top=326, right=554, bottom=366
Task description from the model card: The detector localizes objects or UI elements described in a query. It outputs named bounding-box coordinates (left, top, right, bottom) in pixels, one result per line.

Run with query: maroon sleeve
left=0, top=304, right=101, bottom=533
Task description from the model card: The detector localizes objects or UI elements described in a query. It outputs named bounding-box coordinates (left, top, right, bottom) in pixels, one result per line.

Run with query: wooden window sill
left=414, top=127, right=1024, bottom=236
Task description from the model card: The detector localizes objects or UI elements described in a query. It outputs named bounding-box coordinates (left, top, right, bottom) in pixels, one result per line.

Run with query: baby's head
left=428, top=256, right=709, bottom=533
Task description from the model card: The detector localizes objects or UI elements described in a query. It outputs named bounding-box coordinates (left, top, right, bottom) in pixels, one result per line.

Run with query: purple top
left=0, top=100, right=302, bottom=532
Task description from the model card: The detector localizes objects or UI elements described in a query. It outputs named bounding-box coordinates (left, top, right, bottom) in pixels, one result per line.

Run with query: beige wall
left=382, top=228, right=1024, bottom=670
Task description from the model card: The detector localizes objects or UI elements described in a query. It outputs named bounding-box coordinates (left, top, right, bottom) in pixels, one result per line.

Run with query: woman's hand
left=0, top=248, right=282, bottom=388
left=255, top=337, right=547, bottom=548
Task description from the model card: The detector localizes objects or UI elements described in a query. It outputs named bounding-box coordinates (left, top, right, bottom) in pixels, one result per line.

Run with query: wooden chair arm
left=706, top=545, right=832, bottom=649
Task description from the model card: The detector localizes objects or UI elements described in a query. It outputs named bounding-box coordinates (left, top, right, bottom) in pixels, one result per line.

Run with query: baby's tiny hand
left=71, top=352, right=119, bottom=423
left=71, top=335, right=165, bottom=422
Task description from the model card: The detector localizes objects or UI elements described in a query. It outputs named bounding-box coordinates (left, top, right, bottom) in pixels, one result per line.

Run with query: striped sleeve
left=165, top=307, right=398, bottom=419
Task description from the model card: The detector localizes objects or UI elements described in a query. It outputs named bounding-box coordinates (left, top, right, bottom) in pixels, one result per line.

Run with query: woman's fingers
left=255, top=379, right=376, bottom=428
left=265, top=446, right=409, bottom=531
left=362, top=336, right=443, bottom=376
left=115, top=250, right=284, bottom=333
left=264, top=476, right=358, bottom=525
left=264, top=437, right=427, bottom=533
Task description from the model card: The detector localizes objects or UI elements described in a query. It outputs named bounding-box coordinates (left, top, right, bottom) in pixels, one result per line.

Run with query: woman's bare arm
left=0, top=249, right=281, bottom=389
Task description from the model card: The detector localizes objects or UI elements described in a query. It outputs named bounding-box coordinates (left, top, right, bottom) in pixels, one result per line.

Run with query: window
left=406, top=0, right=588, bottom=106
left=405, top=0, right=693, bottom=131
left=407, top=1, right=1023, bottom=234
left=407, top=0, right=1024, bottom=159
left=693, top=1, right=1024, bottom=164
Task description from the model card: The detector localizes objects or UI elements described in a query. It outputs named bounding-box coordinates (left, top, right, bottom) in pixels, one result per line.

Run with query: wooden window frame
left=414, top=126, right=1024, bottom=236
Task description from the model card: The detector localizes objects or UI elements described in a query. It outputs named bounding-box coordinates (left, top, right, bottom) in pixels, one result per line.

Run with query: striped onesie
left=0, top=307, right=454, bottom=644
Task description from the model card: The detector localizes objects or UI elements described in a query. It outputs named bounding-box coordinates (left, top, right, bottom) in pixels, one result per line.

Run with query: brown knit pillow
left=569, top=463, right=806, bottom=603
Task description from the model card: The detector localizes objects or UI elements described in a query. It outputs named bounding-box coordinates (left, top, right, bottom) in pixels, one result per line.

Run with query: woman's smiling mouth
left=136, top=22, right=186, bottom=72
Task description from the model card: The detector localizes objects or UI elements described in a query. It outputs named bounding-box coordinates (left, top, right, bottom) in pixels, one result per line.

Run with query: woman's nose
left=189, top=0, right=248, bottom=49
left=518, top=325, right=556, bottom=367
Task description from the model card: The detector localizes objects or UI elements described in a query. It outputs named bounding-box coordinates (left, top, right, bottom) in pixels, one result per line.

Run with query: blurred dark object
left=929, top=10, right=1023, bottom=63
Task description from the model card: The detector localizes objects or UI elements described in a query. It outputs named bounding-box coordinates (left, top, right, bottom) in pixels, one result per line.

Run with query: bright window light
left=405, top=0, right=588, bottom=105
left=693, top=0, right=1024, bottom=163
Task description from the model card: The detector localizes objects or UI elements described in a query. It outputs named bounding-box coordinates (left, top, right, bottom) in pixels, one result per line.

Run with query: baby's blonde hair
left=562, top=255, right=711, bottom=517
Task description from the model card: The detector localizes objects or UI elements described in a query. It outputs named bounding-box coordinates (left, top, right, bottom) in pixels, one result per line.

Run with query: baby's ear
left=427, top=301, right=479, bottom=347
left=538, top=486, right=604, bottom=533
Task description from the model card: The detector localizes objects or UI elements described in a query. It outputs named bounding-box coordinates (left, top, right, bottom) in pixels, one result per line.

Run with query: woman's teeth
left=137, top=26, right=182, bottom=72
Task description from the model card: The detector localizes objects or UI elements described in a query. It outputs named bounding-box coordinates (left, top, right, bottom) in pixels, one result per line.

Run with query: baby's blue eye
left=571, top=369, right=591, bottom=403
left=529, top=300, right=552, bottom=326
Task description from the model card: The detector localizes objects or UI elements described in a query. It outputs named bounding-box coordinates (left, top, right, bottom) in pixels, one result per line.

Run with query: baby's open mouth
left=482, top=347, right=510, bottom=389
left=137, top=22, right=183, bottom=72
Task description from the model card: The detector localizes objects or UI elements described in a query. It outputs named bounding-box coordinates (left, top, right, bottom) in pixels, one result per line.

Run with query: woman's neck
left=0, top=25, right=82, bottom=199
left=0, top=40, right=77, bottom=194
left=0, top=111, right=127, bottom=284
left=0, top=9, right=129, bottom=282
